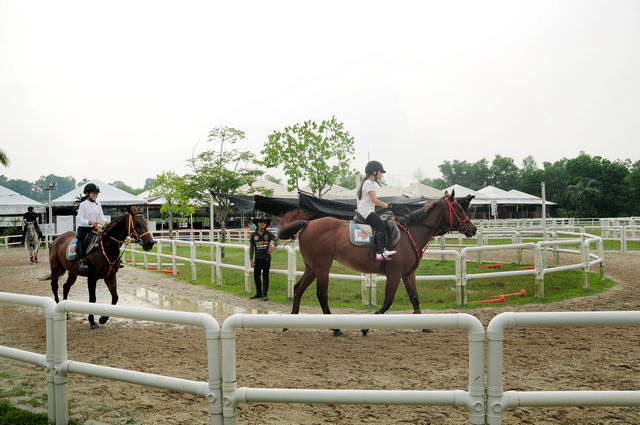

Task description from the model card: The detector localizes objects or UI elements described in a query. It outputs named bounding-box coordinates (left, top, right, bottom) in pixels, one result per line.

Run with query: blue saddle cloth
left=349, top=221, right=374, bottom=247
left=65, top=233, right=101, bottom=261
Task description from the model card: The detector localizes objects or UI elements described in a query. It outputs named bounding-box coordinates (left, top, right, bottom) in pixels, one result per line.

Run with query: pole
left=48, top=190, right=52, bottom=224
left=541, top=182, right=547, bottom=268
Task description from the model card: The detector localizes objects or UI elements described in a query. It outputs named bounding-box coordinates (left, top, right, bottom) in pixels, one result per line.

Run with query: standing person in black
left=22, top=206, right=43, bottom=243
left=249, top=215, right=278, bottom=301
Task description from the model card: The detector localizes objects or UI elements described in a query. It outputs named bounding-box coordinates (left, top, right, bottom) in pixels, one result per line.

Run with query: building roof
left=50, top=180, right=146, bottom=207
left=0, top=185, right=46, bottom=214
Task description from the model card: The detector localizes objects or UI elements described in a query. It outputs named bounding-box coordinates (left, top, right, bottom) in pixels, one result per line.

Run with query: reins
left=94, top=213, right=149, bottom=278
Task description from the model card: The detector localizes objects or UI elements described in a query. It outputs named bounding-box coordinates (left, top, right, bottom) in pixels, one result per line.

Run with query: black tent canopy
left=214, top=191, right=431, bottom=221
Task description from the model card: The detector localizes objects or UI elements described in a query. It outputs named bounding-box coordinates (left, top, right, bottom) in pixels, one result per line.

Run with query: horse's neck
left=411, top=207, right=445, bottom=247
left=103, top=216, right=129, bottom=245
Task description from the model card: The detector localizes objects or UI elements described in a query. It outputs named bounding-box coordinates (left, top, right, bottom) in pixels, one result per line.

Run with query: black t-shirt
left=250, top=230, right=275, bottom=260
left=23, top=212, right=38, bottom=223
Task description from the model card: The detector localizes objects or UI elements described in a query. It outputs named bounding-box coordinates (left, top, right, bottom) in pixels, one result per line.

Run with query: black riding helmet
left=365, top=160, right=386, bottom=179
left=84, top=183, right=100, bottom=194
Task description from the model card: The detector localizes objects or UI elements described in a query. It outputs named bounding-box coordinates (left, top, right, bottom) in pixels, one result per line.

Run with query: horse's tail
left=277, top=209, right=313, bottom=240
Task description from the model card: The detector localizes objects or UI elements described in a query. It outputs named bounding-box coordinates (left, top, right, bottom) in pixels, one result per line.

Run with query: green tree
left=489, top=155, right=519, bottom=189
left=110, top=181, right=135, bottom=193
left=144, top=178, right=155, bottom=190
left=567, top=178, right=601, bottom=217
left=150, top=171, right=194, bottom=239
left=187, top=126, right=262, bottom=247
left=264, top=174, right=282, bottom=185
left=337, top=174, right=356, bottom=189
left=0, top=149, right=9, bottom=167
left=261, top=116, right=355, bottom=197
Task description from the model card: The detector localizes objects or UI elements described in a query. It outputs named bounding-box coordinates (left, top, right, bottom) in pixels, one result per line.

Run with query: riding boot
left=76, top=239, right=89, bottom=271
left=375, top=232, right=386, bottom=261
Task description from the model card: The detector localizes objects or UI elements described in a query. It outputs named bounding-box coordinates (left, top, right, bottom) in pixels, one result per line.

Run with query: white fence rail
left=123, top=231, right=604, bottom=306
left=2, top=292, right=639, bottom=424
left=486, top=311, right=640, bottom=425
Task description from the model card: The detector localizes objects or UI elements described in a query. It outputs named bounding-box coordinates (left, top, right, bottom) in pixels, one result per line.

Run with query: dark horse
left=277, top=190, right=476, bottom=336
left=42, top=206, right=155, bottom=329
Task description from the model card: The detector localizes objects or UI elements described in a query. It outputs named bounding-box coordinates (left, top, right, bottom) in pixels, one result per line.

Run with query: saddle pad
left=349, top=221, right=373, bottom=246
left=66, top=239, right=78, bottom=260
left=65, top=234, right=101, bottom=261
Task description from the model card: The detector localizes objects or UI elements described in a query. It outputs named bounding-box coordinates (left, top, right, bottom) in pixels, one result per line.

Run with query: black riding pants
left=76, top=226, right=92, bottom=260
left=365, top=212, right=386, bottom=253
left=253, top=258, right=271, bottom=296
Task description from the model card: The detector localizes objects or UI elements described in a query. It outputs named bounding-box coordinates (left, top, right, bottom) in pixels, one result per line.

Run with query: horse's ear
left=450, top=189, right=456, bottom=201
left=444, top=190, right=450, bottom=198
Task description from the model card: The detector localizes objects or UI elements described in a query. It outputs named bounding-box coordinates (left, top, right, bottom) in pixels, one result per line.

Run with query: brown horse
left=42, top=206, right=155, bottom=329
left=277, top=190, right=476, bottom=336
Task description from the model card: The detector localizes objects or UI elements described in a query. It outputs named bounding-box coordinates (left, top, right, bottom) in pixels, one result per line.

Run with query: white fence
left=123, top=230, right=605, bottom=306
left=1, top=292, right=639, bottom=424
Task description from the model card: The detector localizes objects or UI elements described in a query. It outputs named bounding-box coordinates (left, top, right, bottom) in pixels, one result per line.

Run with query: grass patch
left=128, top=243, right=615, bottom=310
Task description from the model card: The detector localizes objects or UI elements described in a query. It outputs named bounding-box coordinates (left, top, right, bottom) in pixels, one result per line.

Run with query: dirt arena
left=1, top=249, right=639, bottom=424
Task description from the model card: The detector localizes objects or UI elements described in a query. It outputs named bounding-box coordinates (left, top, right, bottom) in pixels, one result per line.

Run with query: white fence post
left=534, top=244, right=544, bottom=298
left=216, top=243, right=222, bottom=286
left=287, top=246, right=296, bottom=298
left=190, top=242, right=197, bottom=282
left=171, top=239, right=177, bottom=276
left=244, top=245, right=251, bottom=294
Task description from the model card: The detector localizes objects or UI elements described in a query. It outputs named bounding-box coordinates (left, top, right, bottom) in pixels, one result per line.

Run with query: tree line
left=421, top=153, right=640, bottom=218
left=2, top=128, right=639, bottom=218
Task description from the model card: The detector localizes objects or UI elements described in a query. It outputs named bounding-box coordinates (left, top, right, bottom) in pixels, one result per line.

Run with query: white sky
left=1, top=0, right=639, bottom=189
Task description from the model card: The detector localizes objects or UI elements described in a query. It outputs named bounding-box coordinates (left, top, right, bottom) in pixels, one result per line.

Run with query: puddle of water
left=118, top=286, right=278, bottom=321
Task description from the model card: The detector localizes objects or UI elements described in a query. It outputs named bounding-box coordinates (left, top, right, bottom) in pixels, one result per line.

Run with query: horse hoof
left=90, top=323, right=99, bottom=330
left=332, top=329, right=344, bottom=337
left=422, top=328, right=435, bottom=333
left=99, top=316, right=109, bottom=325
left=361, top=329, right=370, bottom=336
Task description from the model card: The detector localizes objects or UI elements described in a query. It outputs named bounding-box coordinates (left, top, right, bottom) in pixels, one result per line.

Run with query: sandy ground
left=1, top=248, right=639, bottom=425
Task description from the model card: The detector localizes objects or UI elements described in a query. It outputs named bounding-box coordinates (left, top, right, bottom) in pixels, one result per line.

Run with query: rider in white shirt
left=356, top=161, right=397, bottom=261
left=75, top=183, right=107, bottom=271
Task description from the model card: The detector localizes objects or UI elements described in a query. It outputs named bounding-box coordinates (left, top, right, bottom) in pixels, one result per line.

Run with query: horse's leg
left=401, top=272, right=434, bottom=333
left=315, top=269, right=343, bottom=337
left=291, top=263, right=316, bottom=315
left=361, top=273, right=403, bottom=336
left=283, top=264, right=316, bottom=333
left=99, top=275, right=118, bottom=325
left=87, top=277, right=99, bottom=330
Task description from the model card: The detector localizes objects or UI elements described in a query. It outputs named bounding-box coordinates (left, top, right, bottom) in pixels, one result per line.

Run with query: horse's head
left=443, top=190, right=477, bottom=237
left=127, top=206, right=155, bottom=251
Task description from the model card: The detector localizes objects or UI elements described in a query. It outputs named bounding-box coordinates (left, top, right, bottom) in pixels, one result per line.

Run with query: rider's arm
left=367, top=191, right=389, bottom=209
left=76, top=202, right=93, bottom=227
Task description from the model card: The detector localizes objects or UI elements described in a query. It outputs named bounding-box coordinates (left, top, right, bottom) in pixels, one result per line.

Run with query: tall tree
left=261, top=116, right=355, bottom=197
left=150, top=172, right=194, bottom=239
left=489, top=155, right=519, bottom=189
left=187, top=126, right=262, bottom=246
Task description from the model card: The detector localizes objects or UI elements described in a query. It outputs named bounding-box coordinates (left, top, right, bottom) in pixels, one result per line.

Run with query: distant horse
left=42, top=206, right=155, bottom=329
left=25, top=222, right=40, bottom=263
left=277, top=190, right=476, bottom=336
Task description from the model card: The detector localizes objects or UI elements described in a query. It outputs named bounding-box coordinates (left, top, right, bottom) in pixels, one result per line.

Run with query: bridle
left=445, top=197, right=470, bottom=231
left=96, top=212, right=151, bottom=278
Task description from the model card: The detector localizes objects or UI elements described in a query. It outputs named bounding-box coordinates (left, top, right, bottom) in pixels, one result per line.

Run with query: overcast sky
left=1, top=0, right=639, bottom=189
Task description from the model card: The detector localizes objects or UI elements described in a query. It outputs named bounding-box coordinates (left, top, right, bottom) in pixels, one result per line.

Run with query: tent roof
left=51, top=179, right=146, bottom=207
left=443, top=184, right=492, bottom=204
left=507, top=189, right=557, bottom=205
left=403, top=182, right=443, bottom=199
left=238, top=178, right=298, bottom=198
left=0, top=185, right=46, bottom=214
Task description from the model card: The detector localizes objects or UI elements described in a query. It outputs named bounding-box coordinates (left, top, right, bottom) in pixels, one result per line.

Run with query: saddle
left=349, top=212, right=400, bottom=250
left=65, top=232, right=101, bottom=261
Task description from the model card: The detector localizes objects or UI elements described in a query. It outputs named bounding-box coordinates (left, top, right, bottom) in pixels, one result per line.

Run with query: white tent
left=443, top=184, right=491, bottom=205
left=403, top=182, right=443, bottom=199
left=237, top=178, right=298, bottom=198
left=0, top=185, right=46, bottom=215
left=50, top=180, right=146, bottom=207
left=507, top=189, right=556, bottom=205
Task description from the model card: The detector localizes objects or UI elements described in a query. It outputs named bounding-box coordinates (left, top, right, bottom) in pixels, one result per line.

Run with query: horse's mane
left=397, top=199, right=439, bottom=227
left=279, top=208, right=314, bottom=227
left=102, top=211, right=130, bottom=234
